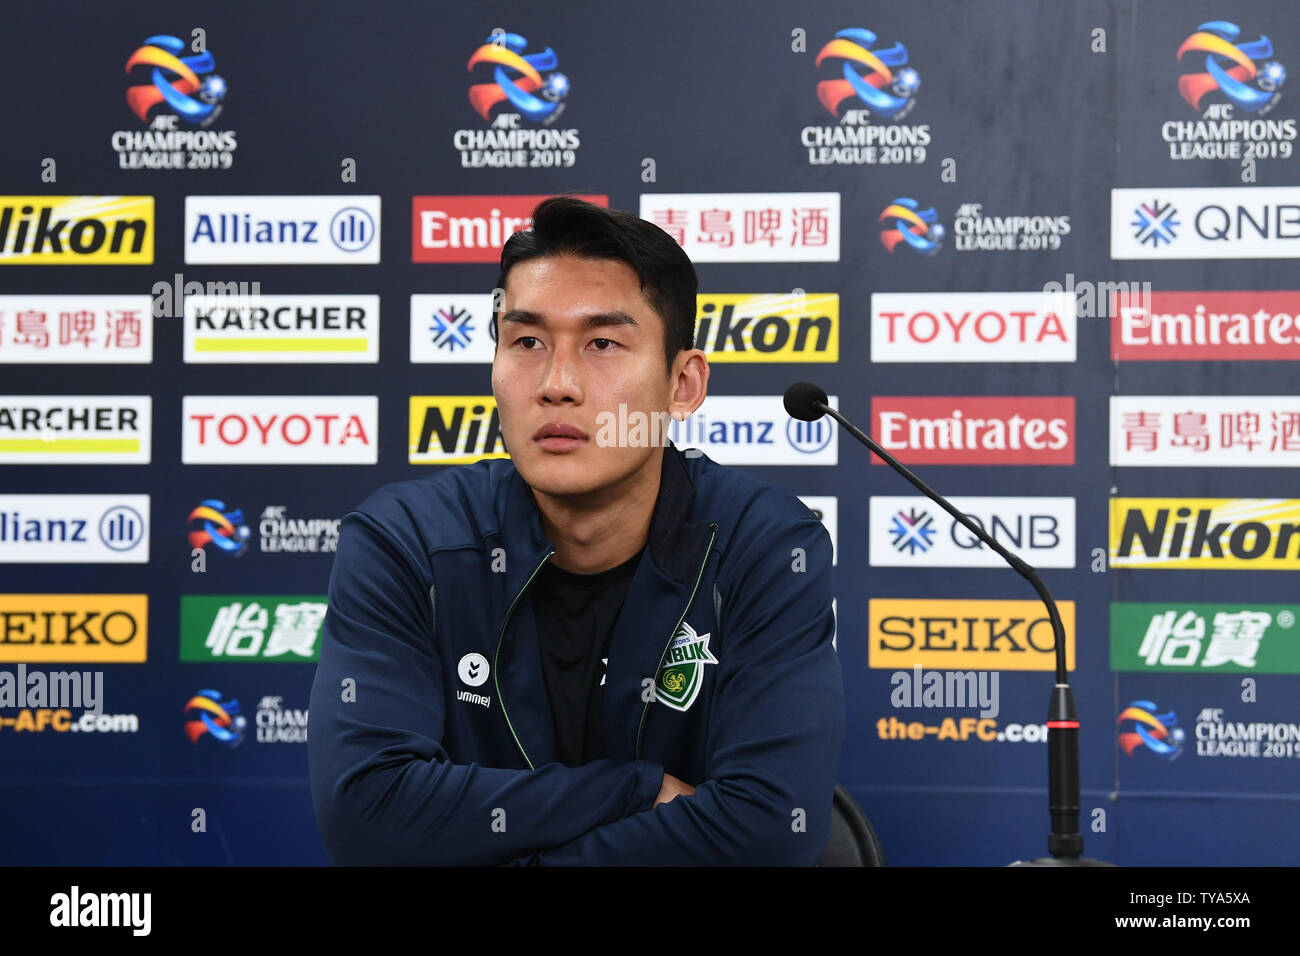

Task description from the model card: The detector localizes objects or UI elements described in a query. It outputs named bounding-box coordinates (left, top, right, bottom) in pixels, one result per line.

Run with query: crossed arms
left=307, top=504, right=844, bottom=865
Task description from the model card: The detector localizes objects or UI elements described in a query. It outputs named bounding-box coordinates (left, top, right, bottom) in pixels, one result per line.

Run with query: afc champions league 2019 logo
left=467, top=31, right=569, bottom=124
left=815, top=27, right=920, bottom=121
left=1177, top=20, right=1285, bottom=115
left=184, top=690, right=247, bottom=748
left=454, top=30, right=580, bottom=168
left=802, top=27, right=930, bottom=167
left=879, top=198, right=944, bottom=256
left=1161, top=20, right=1294, bottom=162
left=115, top=33, right=238, bottom=169
left=187, top=499, right=250, bottom=557
left=1118, top=700, right=1185, bottom=760
left=125, top=34, right=227, bottom=126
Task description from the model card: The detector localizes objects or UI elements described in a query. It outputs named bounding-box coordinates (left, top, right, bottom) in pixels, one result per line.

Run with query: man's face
left=492, top=254, right=682, bottom=500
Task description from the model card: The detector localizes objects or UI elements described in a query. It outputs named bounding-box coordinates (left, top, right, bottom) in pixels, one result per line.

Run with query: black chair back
left=818, top=784, right=887, bottom=866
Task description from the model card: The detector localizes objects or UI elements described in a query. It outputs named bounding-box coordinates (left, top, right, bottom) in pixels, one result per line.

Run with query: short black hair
left=493, top=195, right=697, bottom=373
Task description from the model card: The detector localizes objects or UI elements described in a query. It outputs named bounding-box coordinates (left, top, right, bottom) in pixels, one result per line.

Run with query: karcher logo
left=409, top=396, right=507, bottom=465
left=1110, top=498, right=1300, bottom=569
left=0, top=197, right=153, bottom=265
left=695, top=294, right=838, bottom=362
left=868, top=599, right=1075, bottom=671
left=0, top=595, right=148, bottom=663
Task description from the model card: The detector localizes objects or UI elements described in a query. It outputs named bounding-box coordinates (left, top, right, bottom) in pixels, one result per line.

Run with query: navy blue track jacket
left=307, top=441, right=845, bottom=865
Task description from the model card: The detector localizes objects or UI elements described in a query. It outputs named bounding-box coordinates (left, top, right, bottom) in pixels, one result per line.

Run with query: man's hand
left=654, top=772, right=695, bottom=807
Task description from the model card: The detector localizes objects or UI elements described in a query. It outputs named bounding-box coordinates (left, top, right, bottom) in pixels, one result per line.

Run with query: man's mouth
left=532, top=422, right=588, bottom=451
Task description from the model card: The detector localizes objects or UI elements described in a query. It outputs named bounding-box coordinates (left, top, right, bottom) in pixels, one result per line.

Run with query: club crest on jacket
left=655, top=621, right=718, bottom=712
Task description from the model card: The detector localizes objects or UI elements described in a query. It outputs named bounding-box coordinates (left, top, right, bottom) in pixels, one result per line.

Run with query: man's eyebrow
left=500, top=309, right=641, bottom=330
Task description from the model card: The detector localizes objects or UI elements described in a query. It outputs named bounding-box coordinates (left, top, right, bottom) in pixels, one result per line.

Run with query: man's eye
left=516, top=336, right=539, bottom=349
left=591, top=338, right=616, bottom=350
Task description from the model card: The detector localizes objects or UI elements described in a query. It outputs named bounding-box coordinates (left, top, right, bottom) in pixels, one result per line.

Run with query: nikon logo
left=694, top=294, right=838, bottom=362
left=0, top=197, right=153, bottom=265
left=409, top=396, right=507, bottom=465
left=1110, top=498, right=1300, bottom=569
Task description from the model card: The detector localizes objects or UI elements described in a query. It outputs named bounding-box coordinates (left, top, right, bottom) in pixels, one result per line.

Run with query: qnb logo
left=880, top=198, right=944, bottom=255
left=786, top=417, right=833, bottom=453
left=125, top=34, right=226, bottom=126
left=467, top=32, right=569, bottom=124
left=1117, top=699, right=1184, bottom=760
left=187, top=498, right=250, bottom=556
left=184, top=689, right=247, bottom=747
left=1177, top=21, right=1285, bottom=114
left=430, top=304, right=477, bottom=351
left=815, top=27, right=920, bottom=120
left=889, top=507, right=936, bottom=554
left=1132, top=199, right=1181, bottom=247
left=330, top=206, right=374, bottom=253
left=99, top=505, right=144, bottom=552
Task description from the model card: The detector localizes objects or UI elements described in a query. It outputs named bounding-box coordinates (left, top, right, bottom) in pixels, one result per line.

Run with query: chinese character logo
left=1131, top=199, right=1180, bottom=247
left=187, top=499, right=250, bottom=556
left=1117, top=699, right=1184, bottom=759
left=125, top=34, right=227, bottom=126
left=889, top=508, right=936, bottom=554
left=1177, top=21, right=1285, bottom=113
left=816, top=27, right=921, bottom=119
left=184, top=689, right=246, bottom=747
left=206, top=600, right=325, bottom=659
left=880, top=198, right=944, bottom=255
left=467, top=32, right=568, bottom=123
left=1139, top=609, right=1272, bottom=669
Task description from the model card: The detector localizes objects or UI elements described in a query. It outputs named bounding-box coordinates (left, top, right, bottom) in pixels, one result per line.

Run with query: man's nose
left=539, top=342, right=582, bottom=403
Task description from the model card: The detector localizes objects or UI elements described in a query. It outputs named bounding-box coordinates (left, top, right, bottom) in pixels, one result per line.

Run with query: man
left=307, top=196, right=844, bottom=865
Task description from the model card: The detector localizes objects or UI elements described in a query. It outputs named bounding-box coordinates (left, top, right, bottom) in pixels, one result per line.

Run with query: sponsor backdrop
left=1, top=0, right=1297, bottom=866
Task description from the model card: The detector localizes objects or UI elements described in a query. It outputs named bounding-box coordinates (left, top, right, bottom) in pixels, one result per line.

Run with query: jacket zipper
left=635, top=522, right=718, bottom=760
left=494, top=549, right=554, bottom=771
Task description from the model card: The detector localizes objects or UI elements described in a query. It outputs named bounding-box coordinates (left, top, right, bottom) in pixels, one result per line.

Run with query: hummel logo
left=457, top=652, right=489, bottom=687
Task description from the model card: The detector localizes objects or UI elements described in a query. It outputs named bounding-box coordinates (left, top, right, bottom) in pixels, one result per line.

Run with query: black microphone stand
left=803, top=392, right=1111, bottom=866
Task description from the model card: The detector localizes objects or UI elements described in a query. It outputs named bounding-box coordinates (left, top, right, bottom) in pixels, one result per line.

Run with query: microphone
left=784, top=381, right=1109, bottom=866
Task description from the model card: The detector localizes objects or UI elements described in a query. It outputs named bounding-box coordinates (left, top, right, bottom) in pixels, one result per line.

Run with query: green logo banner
left=1110, top=602, right=1300, bottom=673
left=180, top=595, right=328, bottom=662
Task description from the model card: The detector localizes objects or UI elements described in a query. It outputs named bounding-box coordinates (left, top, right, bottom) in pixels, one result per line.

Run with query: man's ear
left=668, top=349, right=709, bottom=420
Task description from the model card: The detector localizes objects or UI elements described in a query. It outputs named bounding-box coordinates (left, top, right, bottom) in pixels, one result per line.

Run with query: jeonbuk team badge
left=655, top=621, right=718, bottom=712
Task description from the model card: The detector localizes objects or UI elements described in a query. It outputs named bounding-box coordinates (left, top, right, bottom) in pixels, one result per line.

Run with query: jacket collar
left=498, top=439, right=711, bottom=587
left=492, top=441, right=717, bottom=766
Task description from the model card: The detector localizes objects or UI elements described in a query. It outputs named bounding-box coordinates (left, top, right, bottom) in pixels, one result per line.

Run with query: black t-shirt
left=531, top=550, right=641, bottom=767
